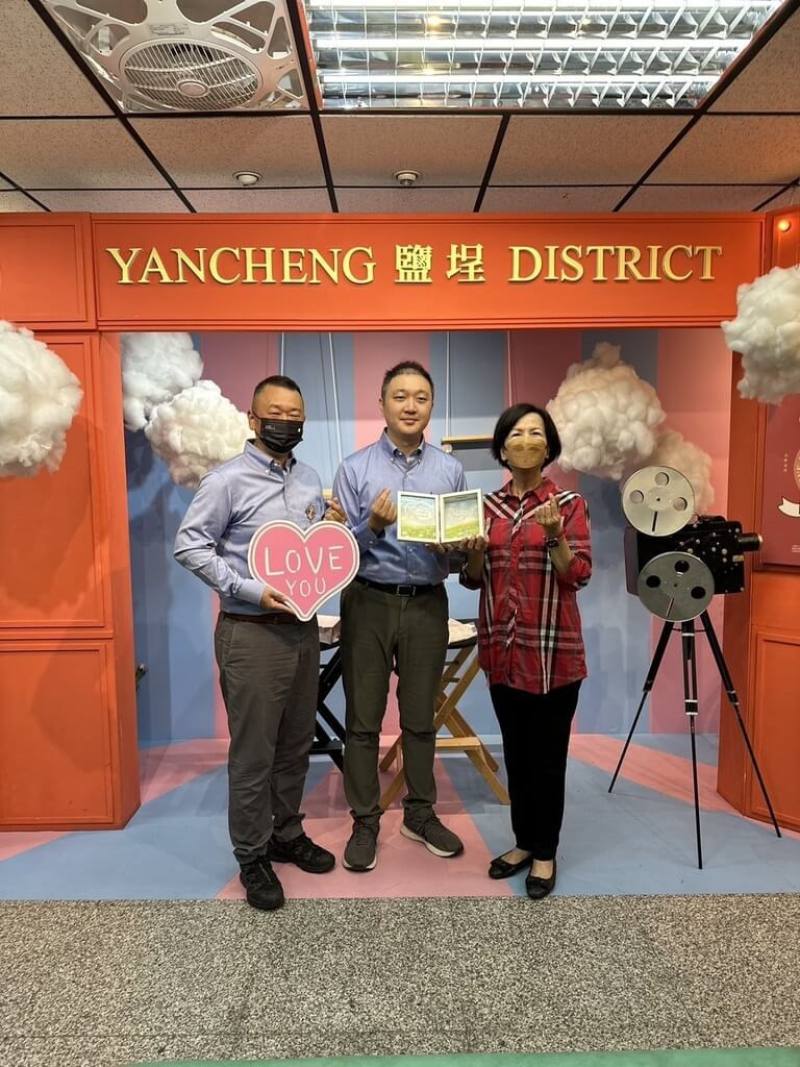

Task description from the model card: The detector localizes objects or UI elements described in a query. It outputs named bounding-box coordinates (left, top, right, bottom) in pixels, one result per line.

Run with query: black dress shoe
left=488, top=852, right=532, bottom=880
left=525, top=858, right=557, bottom=900
left=267, top=832, right=335, bottom=873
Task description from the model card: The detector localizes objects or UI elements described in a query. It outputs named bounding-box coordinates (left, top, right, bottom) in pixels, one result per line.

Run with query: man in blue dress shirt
left=175, top=375, right=342, bottom=911
left=333, top=361, right=467, bottom=871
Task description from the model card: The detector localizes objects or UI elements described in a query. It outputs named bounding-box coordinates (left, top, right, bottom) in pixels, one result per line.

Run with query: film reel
left=637, top=551, right=714, bottom=621
left=622, top=466, right=695, bottom=537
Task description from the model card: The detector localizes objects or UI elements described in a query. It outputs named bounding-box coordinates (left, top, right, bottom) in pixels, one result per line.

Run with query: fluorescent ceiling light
left=307, top=0, right=776, bottom=9
left=321, top=71, right=719, bottom=83
left=303, top=0, right=786, bottom=110
left=314, top=36, right=749, bottom=50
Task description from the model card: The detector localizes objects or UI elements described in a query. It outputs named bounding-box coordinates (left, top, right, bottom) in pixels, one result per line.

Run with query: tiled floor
left=2, top=895, right=799, bottom=1067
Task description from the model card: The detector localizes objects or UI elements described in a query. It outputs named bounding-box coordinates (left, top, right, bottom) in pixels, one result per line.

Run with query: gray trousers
left=214, top=614, right=320, bottom=864
left=340, top=581, right=449, bottom=823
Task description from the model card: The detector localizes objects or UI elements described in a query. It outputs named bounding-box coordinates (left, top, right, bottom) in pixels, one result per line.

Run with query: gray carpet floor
left=2, top=894, right=799, bottom=1067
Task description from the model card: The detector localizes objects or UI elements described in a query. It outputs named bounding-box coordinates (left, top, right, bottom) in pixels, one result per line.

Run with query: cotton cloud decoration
left=645, top=429, right=715, bottom=515
left=144, top=380, right=250, bottom=488
left=546, top=342, right=666, bottom=479
left=0, top=321, right=83, bottom=478
left=722, top=265, right=800, bottom=404
left=121, top=331, right=203, bottom=431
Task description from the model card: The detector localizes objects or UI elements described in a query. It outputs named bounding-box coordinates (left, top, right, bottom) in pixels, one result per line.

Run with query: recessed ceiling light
left=234, top=171, right=262, bottom=186
left=395, top=170, right=420, bottom=186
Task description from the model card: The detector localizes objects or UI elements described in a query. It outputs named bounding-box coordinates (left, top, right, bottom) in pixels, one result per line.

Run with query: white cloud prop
left=547, top=342, right=665, bottom=479
left=722, top=265, right=800, bottom=404
left=645, top=429, right=715, bottom=515
left=121, top=332, right=203, bottom=431
left=0, top=321, right=83, bottom=478
left=144, top=380, right=249, bottom=488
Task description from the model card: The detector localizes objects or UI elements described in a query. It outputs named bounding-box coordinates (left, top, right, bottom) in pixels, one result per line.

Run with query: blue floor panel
left=1, top=741, right=797, bottom=901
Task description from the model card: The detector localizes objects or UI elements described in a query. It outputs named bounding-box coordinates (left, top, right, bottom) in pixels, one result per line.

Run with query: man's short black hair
left=252, top=374, right=304, bottom=405
left=491, top=403, right=562, bottom=470
left=381, top=361, right=434, bottom=399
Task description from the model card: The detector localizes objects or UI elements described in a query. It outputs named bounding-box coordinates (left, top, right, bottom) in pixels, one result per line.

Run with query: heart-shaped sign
left=248, top=520, right=360, bottom=622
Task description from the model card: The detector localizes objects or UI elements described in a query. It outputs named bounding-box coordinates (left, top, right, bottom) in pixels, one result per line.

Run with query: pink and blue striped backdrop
left=126, top=328, right=731, bottom=745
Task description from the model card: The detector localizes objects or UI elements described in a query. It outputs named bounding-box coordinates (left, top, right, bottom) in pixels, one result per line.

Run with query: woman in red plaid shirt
left=461, top=403, right=592, bottom=899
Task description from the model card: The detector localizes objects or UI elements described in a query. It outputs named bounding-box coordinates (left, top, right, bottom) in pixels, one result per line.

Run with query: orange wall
left=0, top=333, right=138, bottom=828
left=718, top=207, right=800, bottom=831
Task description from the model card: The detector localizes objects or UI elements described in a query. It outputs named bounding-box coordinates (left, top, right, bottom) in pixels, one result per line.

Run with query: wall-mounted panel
left=747, top=631, right=800, bottom=831
left=759, top=394, right=800, bottom=567
left=0, top=335, right=110, bottom=633
left=0, top=642, right=114, bottom=827
left=92, top=214, right=765, bottom=330
left=0, top=215, right=95, bottom=329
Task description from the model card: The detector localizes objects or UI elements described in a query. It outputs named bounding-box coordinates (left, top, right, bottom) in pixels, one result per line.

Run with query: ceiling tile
left=493, top=115, right=688, bottom=184
left=336, top=188, right=478, bottom=213
left=0, top=0, right=111, bottom=116
left=131, top=117, right=324, bottom=187
left=0, top=177, right=12, bottom=190
left=757, top=185, right=800, bottom=212
left=186, top=189, right=332, bottom=212
left=711, top=10, right=800, bottom=113
left=0, top=119, right=168, bottom=188
left=37, top=190, right=189, bottom=212
left=621, top=184, right=784, bottom=211
left=0, top=191, right=45, bottom=213
left=482, top=186, right=624, bottom=212
left=650, top=116, right=800, bottom=183
left=322, top=116, right=501, bottom=186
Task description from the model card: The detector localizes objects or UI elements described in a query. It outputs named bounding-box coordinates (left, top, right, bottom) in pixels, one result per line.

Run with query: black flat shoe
left=525, top=858, right=557, bottom=899
left=488, top=852, right=532, bottom=880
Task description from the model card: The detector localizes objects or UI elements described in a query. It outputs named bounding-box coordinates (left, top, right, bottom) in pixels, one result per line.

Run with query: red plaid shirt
left=462, top=477, right=592, bottom=695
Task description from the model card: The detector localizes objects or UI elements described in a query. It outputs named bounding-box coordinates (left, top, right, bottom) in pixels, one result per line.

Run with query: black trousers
left=340, top=581, right=449, bottom=821
left=490, top=680, right=581, bottom=861
left=214, top=615, right=320, bottom=864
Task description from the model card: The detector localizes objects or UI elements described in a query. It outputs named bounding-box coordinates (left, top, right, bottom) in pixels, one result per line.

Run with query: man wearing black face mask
left=175, top=375, right=345, bottom=911
left=254, top=413, right=304, bottom=455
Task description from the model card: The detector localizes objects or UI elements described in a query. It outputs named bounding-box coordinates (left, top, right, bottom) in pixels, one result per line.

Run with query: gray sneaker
left=401, top=812, right=464, bottom=858
left=343, top=820, right=378, bottom=871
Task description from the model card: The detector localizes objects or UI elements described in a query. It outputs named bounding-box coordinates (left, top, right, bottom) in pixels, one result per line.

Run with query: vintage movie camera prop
left=622, top=467, right=762, bottom=620
left=609, top=466, right=780, bottom=867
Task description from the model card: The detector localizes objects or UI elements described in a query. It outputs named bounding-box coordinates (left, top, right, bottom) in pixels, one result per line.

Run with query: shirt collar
left=380, top=428, right=425, bottom=461
left=499, top=475, right=555, bottom=504
left=244, top=439, right=296, bottom=474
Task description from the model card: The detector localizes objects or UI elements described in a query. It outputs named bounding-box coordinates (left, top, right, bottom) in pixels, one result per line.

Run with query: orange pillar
left=0, top=217, right=139, bottom=829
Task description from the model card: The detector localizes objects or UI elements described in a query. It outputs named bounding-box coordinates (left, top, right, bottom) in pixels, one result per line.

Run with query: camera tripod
left=608, top=609, right=781, bottom=869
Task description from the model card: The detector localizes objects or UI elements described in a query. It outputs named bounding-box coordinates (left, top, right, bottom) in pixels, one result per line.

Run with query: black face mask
left=256, top=418, right=304, bottom=455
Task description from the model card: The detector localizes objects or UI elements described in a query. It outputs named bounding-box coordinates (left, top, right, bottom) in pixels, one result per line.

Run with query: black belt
left=221, top=611, right=306, bottom=626
left=356, top=578, right=441, bottom=597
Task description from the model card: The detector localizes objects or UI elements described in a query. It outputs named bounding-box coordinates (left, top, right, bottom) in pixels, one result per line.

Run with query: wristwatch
left=545, top=534, right=563, bottom=550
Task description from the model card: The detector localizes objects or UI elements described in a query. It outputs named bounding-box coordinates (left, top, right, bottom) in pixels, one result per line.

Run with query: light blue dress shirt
left=174, top=440, right=325, bottom=614
left=333, top=430, right=467, bottom=586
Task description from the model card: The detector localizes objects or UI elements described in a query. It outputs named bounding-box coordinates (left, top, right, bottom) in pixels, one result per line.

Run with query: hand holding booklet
left=397, top=488, right=484, bottom=544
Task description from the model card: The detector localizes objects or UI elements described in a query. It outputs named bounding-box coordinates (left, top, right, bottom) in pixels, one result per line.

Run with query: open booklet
left=397, top=488, right=485, bottom=544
